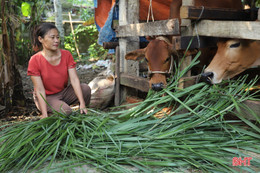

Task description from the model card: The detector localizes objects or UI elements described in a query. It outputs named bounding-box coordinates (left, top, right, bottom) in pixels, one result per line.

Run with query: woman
left=27, top=23, right=91, bottom=119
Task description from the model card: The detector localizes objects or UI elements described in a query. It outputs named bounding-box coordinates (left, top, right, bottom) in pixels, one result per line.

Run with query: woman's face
left=38, top=28, right=60, bottom=51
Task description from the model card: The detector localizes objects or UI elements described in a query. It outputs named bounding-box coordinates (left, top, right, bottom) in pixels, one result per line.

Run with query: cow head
left=201, top=39, right=260, bottom=84
left=125, top=37, right=176, bottom=91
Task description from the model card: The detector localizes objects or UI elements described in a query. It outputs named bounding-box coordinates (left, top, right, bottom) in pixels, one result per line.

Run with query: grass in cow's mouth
left=0, top=52, right=259, bottom=172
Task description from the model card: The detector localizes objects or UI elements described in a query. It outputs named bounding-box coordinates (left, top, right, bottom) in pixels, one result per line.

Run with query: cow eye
left=230, top=42, right=240, bottom=48
left=164, top=57, right=170, bottom=63
left=145, top=58, right=148, bottom=62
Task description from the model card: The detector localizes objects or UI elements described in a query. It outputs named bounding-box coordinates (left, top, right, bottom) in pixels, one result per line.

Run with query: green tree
left=0, top=0, right=51, bottom=117
left=0, top=0, right=26, bottom=116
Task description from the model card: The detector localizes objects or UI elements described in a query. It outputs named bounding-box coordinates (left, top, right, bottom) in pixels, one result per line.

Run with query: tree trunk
left=0, top=33, right=4, bottom=115
left=54, top=0, right=64, bottom=48
left=1, top=0, right=12, bottom=113
left=0, top=0, right=26, bottom=117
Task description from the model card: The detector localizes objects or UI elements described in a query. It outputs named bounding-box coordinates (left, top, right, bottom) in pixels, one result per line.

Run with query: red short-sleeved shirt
left=27, top=49, right=76, bottom=95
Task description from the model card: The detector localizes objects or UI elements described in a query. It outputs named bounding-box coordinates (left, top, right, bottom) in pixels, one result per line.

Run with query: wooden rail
left=116, top=19, right=179, bottom=37
left=103, top=41, right=149, bottom=49
left=172, top=36, right=218, bottom=50
left=116, top=19, right=260, bottom=41
left=120, top=73, right=149, bottom=92
left=181, top=20, right=260, bottom=40
left=180, top=6, right=257, bottom=21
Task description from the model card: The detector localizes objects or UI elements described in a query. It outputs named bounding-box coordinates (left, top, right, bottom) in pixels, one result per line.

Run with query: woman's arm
left=68, top=68, right=87, bottom=114
left=31, top=76, right=48, bottom=118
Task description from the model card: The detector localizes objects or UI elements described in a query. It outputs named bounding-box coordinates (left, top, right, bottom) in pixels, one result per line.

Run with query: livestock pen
left=97, top=0, right=260, bottom=116
left=115, top=1, right=258, bottom=94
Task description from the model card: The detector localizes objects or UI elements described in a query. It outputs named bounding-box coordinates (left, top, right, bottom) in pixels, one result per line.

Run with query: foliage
left=64, top=24, right=107, bottom=61
left=0, top=0, right=40, bottom=108
left=66, top=0, right=93, bottom=6
left=13, top=0, right=98, bottom=64
left=14, top=0, right=52, bottom=65
left=242, top=0, right=260, bottom=7
left=88, top=42, right=108, bottom=59
left=21, top=2, right=31, bottom=17
left=256, top=0, right=260, bottom=7
left=15, top=36, right=33, bottom=65
left=0, top=54, right=260, bottom=172
left=63, top=0, right=94, bottom=21
left=79, top=8, right=94, bottom=21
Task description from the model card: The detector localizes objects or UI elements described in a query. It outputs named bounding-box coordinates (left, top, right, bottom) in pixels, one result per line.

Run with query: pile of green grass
left=0, top=53, right=259, bottom=172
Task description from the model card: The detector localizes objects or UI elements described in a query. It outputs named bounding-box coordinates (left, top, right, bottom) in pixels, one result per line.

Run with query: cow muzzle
left=151, top=82, right=164, bottom=91
left=200, top=72, right=214, bottom=84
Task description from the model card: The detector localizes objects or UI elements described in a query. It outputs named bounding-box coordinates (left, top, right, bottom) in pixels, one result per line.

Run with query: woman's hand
left=80, top=104, right=88, bottom=114
left=69, top=68, right=88, bottom=115
left=40, top=114, right=48, bottom=119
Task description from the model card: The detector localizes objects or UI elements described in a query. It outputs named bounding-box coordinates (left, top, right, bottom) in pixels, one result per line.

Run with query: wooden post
left=178, top=0, right=195, bottom=89
left=178, top=55, right=192, bottom=89
left=125, top=0, right=140, bottom=75
left=182, top=0, right=195, bottom=6
left=116, top=0, right=140, bottom=105
left=181, top=0, right=195, bottom=35
left=258, top=8, right=260, bottom=20
left=180, top=55, right=192, bottom=77
left=180, top=0, right=195, bottom=78
left=115, top=46, right=120, bottom=106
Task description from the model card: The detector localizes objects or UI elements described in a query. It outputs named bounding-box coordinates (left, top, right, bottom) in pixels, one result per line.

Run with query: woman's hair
left=32, top=23, right=58, bottom=52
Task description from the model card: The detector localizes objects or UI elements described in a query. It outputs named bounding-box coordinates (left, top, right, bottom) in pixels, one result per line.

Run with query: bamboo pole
left=68, top=12, right=81, bottom=59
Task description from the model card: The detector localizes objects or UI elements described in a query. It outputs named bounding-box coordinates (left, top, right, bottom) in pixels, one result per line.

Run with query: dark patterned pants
left=34, top=83, right=91, bottom=115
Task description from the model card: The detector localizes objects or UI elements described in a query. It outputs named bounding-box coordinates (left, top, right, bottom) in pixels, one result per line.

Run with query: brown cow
left=201, top=39, right=260, bottom=84
left=125, top=36, right=176, bottom=91
left=125, top=0, right=243, bottom=91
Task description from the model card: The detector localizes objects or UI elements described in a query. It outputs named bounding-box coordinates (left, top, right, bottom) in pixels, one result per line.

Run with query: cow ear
left=125, top=49, right=146, bottom=61
left=146, top=36, right=156, bottom=41
left=168, top=43, right=178, bottom=55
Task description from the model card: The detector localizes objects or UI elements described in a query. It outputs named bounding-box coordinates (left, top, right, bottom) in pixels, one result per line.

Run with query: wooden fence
left=112, top=0, right=260, bottom=106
